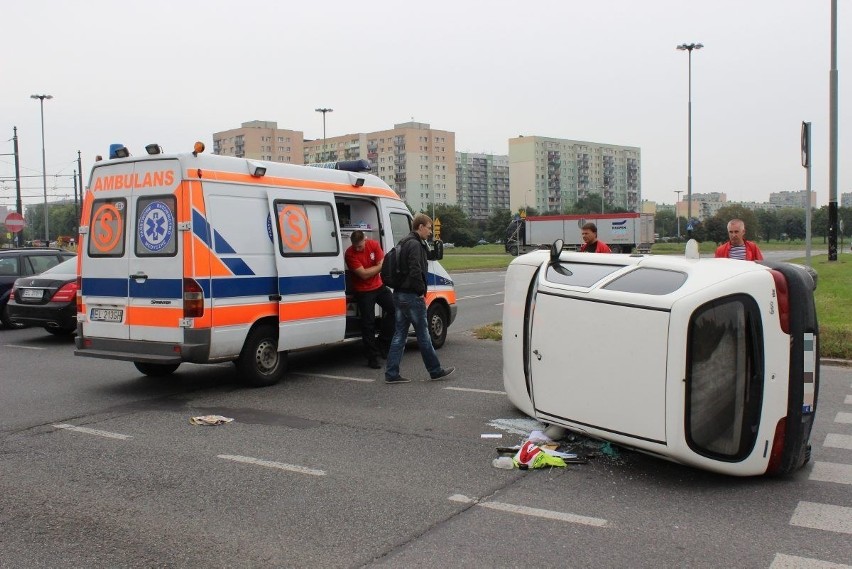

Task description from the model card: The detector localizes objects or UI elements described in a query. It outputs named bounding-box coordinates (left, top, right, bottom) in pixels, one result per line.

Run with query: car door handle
left=130, top=272, right=149, bottom=280
left=329, top=269, right=346, bottom=276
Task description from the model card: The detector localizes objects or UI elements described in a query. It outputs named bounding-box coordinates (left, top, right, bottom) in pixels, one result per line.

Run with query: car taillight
left=765, top=417, right=787, bottom=475
left=51, top=282, right=79, bottom=303
left=76, top=276, right=82, bottom=313
left=769, top=269, right=790, bottom=334
left=183, top=278, right=204, bottom=318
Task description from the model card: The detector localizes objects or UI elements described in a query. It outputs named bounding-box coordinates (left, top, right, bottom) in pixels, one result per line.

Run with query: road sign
left=433, top=217, right=441, bottom=240
left=3, top=212, right=25, bottom=233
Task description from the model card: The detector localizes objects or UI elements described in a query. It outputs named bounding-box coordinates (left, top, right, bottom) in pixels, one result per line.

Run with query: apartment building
left=302, top=121, right=456, bottom=214
left=455, top=152, right=509, bottom=221
left=212, top=121, right=304, bottom=164
left=508, top=136, right=641, bottom=213
left=842, top=192, right=852, bottom=208
left=770, top=190, right=817, bottom=209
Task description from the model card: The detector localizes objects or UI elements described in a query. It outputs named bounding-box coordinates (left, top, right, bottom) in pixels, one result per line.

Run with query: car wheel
left=134, top=362, right=180, bottom=377
left=427, top=303, right=448, bottom=349
left=45, top=327, right=75, bottom=336
left=1, top=305, right=25, bottom=329
left=237, top=325, right=286, bottom=387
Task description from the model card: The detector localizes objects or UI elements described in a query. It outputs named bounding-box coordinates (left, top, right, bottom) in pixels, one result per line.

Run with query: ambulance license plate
left=90, top=308, right=123, bottom=322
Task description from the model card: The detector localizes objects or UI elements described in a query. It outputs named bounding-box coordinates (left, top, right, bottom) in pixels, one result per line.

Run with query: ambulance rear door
left=82, top=164, right=133, bottom=340
left=267, top=189, right=346, bottom=350
left=126, top=159, right=184, bottom=343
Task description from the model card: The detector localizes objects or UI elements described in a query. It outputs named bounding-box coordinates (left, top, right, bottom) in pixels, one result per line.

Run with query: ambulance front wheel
left=427, top=304, right=448, bottom=349
left=134, top=362, right=180, bottom=377
left=237, top=325, right=286, bottom=387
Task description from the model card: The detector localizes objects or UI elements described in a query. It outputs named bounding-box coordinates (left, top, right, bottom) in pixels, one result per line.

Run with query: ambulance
left=74, top=143, right=457, bottom=386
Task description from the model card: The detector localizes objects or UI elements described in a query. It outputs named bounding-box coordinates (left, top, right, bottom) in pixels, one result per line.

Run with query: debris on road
left=190, top=415, right=234, bottom=426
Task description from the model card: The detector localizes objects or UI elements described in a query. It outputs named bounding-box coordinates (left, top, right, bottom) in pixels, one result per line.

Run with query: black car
left=0, top=248, right=75, bottom=328
left=7, top=257, right=78, bottom=335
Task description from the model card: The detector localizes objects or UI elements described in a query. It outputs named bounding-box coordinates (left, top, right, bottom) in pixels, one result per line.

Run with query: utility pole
left=828, top=0, right=838, bottom=260
left=77, top=150, right=83, bottom=226
left=674, top=190, right=683, bottom=241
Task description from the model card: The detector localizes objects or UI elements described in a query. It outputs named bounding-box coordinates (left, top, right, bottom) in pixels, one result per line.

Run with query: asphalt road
left=0, top=271, right=850, bottom=568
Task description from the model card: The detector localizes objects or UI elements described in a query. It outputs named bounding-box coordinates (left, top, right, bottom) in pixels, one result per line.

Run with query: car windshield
left=42, top=257, right=77, bottom=275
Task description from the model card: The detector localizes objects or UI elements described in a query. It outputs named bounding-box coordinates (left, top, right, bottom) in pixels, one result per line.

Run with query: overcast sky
left=1, top=0, right=849, bottom=210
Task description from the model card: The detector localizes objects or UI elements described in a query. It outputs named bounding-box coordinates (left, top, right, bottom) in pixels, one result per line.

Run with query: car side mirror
left=550, top=239, right=564, bottom=264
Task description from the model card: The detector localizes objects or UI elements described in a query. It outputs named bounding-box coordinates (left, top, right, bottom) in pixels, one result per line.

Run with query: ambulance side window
left=88, top=198, right=127, bottom=258
left=274, top=200, right=338, bottom=256
left=389, top=213, right=411, bottom=246
left=135, top=196, right=178, bottom=257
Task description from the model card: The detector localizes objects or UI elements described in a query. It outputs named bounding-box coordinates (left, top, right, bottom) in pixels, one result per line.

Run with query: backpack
left=381, top=238, right=409, bottom=288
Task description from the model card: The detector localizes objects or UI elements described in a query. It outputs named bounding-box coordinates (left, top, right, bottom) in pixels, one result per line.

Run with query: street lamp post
left=31, top=94, right=53, bottom=243
left=315, top=107, right=333, bottom=141
left=674, top=189, right=683, bottom=240
left=676, top=42, right=703, bottom=235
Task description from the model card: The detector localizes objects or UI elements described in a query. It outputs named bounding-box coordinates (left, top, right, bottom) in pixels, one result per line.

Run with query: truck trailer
left=506, top=212, right=655, bottom=255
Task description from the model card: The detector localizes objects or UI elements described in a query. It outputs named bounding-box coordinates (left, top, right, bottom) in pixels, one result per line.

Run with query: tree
left=777, top=207, right=806, bottom=240
left=484, top=208, right=512, bottom=243
left=24, top=203, right=79, bottom=243
left=654, top=210, right=676, bottom=238
left=755, top=209, right=781, bottom=241
left=429, top=204, right=477, bottom=247
left=812, top=206, right=829, bottom=242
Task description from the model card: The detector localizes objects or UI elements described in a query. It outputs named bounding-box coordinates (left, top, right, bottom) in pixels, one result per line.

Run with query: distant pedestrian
left=344, top=230, right=394, bottom=369
left=715, top=219, right=763, bottom=261
left=384, top=214, right=455, bottom=384
left=579, top=222, right=612, bottom=253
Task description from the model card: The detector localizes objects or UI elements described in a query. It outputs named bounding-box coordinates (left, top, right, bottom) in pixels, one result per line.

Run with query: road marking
left=824, top=433, right=852, bottom=450
left=488, top=417, right=546, bottom=436
left=771, top=553, right=852, bottom=569
left=496, top=302, right=504, bottom=306
left=457, top=292, right=504, bottom=301
left=845, top=394, right=852, bottom=405
left=455, top=279, right=504, bottom=286
left=809, top=462, right=852, bottom=485
left=217, top=455, right=326, bottom=476
left=835, top=412, right=852, bottom=424
left=790, top=501, right=852, bottom=535
left=448, top=494, right=608, bottom=527
left=4, top=344, right=46, bottom=350
left=445, top=386, right=507, bottom=395
left=290, top=372, right=374, bottom=383
left=53, top=424, right=132, bottom=440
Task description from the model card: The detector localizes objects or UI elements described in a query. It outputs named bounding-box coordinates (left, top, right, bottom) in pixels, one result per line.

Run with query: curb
left=821, top=358, right=852, bottom=368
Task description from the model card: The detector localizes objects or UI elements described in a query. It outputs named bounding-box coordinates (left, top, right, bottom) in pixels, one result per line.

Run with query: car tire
left=509, top=245, right=519, bottom=257
left=45, top=327, right=75, bottom=336
left=134, top=362, right=180, bottom=377
left=236, top=325, right=286, bottom=387
left=427, top=303, right=448, bottom=349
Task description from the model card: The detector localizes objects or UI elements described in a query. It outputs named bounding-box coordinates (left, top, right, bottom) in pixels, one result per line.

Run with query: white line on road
left=53, top=424, right=132, bottom=440
left=5, top=344, right=46, bottom=350
left=217, top=455, right=326, bottom=476
left=835, top=412, right=852, bottom=424
left=444, top=386, right=507, bottom=395
left=824, top=434, right=852, bottom=450
left=456, top=292, right=504, bottom=301
left=771, top=553, right=852, bottom=569
left=790, top=501, right=852, bottom=535
left=448, top=494, right=608, bottom=527
left=290, top=372, right=374, bottom=383
left=809, top=462, right=852, bottom=485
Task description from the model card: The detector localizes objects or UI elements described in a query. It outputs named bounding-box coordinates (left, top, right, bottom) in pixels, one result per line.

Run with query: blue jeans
left=384, top=291, right=442, bottom=379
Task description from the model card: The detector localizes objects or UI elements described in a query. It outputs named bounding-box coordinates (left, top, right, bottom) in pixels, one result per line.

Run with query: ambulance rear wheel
left=427, top=304, right=448, bottom=349
left=238, top=325, right=286, bottom=387
left=134, top=362, right=180, bottom=377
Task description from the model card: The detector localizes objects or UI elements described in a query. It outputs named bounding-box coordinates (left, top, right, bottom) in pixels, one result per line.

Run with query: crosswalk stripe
left=444, top=386, right=507, bottom=395
left=790, top=501, right=852, bottom=535
left=448, top=494, right=608, bottom=527
left=770, top=553, right=852, bottom=568
left=217, top=454, right=326, bottom=476
left=53, top=424, right=132, bottom=440
left=809, top=462, right=852, bottom=485
left=290, top=372, right=374, bottom=383
left=835, top=412, right=852, bottom=424
left=824, top=434, right=852, bottom=450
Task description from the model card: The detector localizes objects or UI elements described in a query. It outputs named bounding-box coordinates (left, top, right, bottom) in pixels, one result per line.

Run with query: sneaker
left=385, top=376, right=412, bottom=384
left=367, top=358, right=382, bottom=369
left=429, top=367, right=456, bottom=381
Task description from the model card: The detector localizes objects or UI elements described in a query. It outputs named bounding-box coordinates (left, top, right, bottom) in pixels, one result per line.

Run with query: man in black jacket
left=384, top=213, right=455, bottom=384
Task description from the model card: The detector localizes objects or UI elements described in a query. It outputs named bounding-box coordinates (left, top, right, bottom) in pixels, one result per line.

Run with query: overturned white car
left=502, top=241, right=818, bottom=476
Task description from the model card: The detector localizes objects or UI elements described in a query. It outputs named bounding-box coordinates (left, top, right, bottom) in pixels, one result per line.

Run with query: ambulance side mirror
left=429, top=239, right=444, bottom=261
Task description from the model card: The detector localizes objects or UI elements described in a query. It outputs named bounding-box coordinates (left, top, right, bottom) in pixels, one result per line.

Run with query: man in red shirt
left=714, top=219, right=764, bottom=261
left=345, top=230, right=395, bottom=369
left=579, top=223, right=612, bottom=253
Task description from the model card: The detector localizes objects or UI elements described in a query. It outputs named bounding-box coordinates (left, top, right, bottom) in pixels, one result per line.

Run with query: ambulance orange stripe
left=190, top=233, right=231, bottom=277
left=211, top=303, right=278, bottom=327
left=183, top=169, right=398, bottom=199
left=426, top=290, right=457, bottom=305
left=126, top=306, right=183, bottom=327
left=279, top=298, right=346, bottom=322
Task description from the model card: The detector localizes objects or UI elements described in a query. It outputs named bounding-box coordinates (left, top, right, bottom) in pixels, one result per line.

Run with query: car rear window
left=42, top=257, right=77, bottom=275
